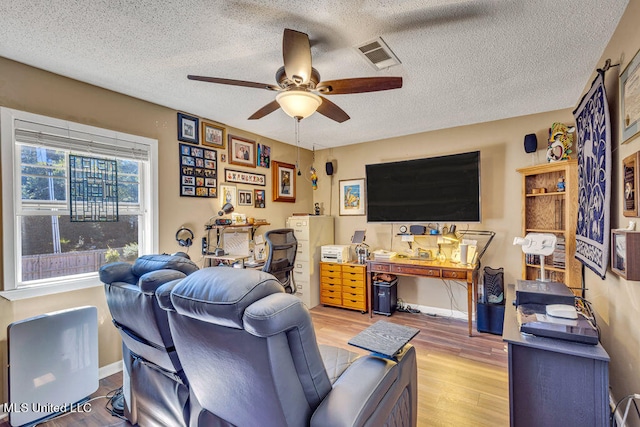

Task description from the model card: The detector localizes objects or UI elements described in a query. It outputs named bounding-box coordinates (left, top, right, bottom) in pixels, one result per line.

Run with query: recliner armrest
left=156, top=279, right=185, bottom=312
left=311, top=345, right=417, bottom=427
left=99, top=261, right=136, bottom=285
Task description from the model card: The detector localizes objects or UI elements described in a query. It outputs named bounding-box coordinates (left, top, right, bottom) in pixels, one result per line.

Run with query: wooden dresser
left=320, top=262, right=367, bottom=312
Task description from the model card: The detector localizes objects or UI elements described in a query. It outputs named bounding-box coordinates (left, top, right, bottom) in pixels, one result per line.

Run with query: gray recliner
left=159, top=267, right=417, bottom=427
left=100, top=254, right=199, bottom=427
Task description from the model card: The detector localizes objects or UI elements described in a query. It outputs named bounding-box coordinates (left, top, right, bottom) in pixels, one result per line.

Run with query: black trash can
left=373, top=279, right=398, bottom=316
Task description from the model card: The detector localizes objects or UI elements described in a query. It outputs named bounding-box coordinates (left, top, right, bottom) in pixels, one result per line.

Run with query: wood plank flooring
left=1, top=306, right=509, bottom=427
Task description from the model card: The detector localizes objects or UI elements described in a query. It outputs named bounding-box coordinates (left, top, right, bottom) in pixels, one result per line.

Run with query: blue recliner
left=100, top=254, right=199, bottom=427
left=159, top=267, right=418, bottom=427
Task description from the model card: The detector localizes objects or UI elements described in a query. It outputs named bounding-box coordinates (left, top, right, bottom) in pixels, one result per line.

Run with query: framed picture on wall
left=339, top=178, right=366, bottom=216
left=272, top=161, right=296, bottom=202
left=179, top=143, right=217, bottom=197
left=620, top=48, right=640, bottom=144
left=201, top=121, right=226, bottom=149
left=254, top=189, right=266, bottom=208
left=178, top=113, right=199, bottom=144
left=238, top=189, right=253, bottom=206
left=228, top=135, right=256, bottom=167
left=219, top=183, right=236, bottom=208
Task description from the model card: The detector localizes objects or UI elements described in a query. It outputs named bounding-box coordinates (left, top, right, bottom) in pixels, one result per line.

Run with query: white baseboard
left=403, top=301, right=470, bottom=321
left=99, top=360, right=123, bottom=379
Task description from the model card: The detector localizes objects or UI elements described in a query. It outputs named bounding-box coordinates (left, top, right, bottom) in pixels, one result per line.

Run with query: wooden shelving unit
left=516, top=160, right=582, bottom=293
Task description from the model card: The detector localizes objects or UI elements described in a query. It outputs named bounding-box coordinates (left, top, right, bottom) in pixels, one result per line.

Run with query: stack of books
left=552, top=237, right=566, bottom=269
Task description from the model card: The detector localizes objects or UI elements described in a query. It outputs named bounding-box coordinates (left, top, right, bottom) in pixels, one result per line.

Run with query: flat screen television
left=365, top=151, right=481, bottom=223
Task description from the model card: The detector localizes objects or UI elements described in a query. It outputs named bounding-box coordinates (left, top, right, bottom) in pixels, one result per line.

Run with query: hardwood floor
left=1, top=306, right=509, bottom=427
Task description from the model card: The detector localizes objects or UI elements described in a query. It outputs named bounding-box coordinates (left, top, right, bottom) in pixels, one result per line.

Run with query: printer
left=321, top=245, right=351, bottom=263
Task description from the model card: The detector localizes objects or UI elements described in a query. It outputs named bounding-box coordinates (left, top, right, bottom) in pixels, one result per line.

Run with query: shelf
left=525, top=229, right=566, bottom=234
left=525, top=191, right=566, bottom=197
left=525, top=264, right=565, bottom=273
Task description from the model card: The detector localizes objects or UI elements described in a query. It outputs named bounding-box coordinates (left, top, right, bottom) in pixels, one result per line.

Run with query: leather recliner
left=100, top=254, right=199, bottom=427
left=158, top=267, right=418, bottom=427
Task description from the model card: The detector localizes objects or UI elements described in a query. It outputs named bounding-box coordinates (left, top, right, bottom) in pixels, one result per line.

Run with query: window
left=1, top=108, right=158, bottom=299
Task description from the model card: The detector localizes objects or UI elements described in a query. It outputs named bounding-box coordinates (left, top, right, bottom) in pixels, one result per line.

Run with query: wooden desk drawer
left=342, top=290, right=365, bottom=301
left=342, top=284, right=365, bottom=295
left=442, top=269, right=467, bottom=280
left=342, top=264, right=365, bottom=274
left=321, top=288, right=342, bottom=299
left=342, top=297, right=366, bottom=311
left=368, top=262, right=391, bottom=272
left=343, top=274, right=365, bottom=285
left=320, top=275, right=342, bottom=284
left=321, top=294, right=342, bottom=306
left=321, top=262, right=342, bottom=273
left=391, top=264, right=441, bottom=277
left=321, top=282, right=341, bottom=292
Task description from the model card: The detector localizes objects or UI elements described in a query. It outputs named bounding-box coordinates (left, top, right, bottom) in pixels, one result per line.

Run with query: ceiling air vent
left=356, top=37, right=401, bottom=71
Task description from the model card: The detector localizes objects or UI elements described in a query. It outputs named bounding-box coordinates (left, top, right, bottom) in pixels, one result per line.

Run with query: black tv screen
left=365, top=151, right=481, bottom=223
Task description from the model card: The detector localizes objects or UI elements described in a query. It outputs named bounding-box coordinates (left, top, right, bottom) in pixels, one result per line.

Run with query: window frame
left=1, top=107, right=158, bottom=300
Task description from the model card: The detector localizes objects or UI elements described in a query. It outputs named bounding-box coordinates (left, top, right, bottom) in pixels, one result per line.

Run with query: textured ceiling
left=0, top=0, right=629, bottom=149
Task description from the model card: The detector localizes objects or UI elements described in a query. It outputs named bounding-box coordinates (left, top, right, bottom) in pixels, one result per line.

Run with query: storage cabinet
left=320, top=262, right=367, bottom=312
left=286, top=215, right=334, bottom=308
left=516, top=161, right=581, bottom=293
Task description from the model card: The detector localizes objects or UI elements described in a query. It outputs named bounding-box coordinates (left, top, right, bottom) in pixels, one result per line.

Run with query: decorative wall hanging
left=272, top=160, right=296, bottom=202
left=69, top=155, right=118, bottom=222
left=257, top=143, right=271, bottom=168
left=224, top=168, right=266, bottom=186
left=623, top=151, right=640, bottom=217
left=178, top=113, right=199, bottom=144
left=254, top=189, right=266, bottom=208
left=573, top=70, right=611, bottom=278
left=546, top=122, right=575, bottom=162
left=201, top=120, right=226, bottom=149
left=179, top=143, right=217, bottom=197
left=228, top=135, right=256, bottom=167
left=620, top=48, right=640, bottom=144
left=238, top=189, right=253, bottom=206
left=339, top=178, right=366, bottom=216
left=219, top=183, right=236, bottom=208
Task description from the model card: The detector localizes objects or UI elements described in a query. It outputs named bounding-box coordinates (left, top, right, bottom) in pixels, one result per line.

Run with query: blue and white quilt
left=573, top=71, right=611, bottom=279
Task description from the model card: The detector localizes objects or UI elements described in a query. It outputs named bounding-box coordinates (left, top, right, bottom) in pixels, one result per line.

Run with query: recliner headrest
left=170, top=268, right=284, bottom=329
left=133, top=254, right=199, bottom=277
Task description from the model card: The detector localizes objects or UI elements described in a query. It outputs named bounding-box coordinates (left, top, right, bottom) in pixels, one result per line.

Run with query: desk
left=366, top=258, right=478, bottom=336
left=204, top=254, right=248, bottom=268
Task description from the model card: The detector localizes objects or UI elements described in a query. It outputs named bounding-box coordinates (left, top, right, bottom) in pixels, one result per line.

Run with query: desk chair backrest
left=262, top=228, right=297, bottom=293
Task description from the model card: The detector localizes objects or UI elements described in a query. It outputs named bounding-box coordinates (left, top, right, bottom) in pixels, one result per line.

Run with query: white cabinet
left=286, top=215, right=334, bottom=308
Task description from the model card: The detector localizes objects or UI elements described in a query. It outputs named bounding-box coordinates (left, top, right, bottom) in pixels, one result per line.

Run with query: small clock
left=399, top=225, right=408, bottom=234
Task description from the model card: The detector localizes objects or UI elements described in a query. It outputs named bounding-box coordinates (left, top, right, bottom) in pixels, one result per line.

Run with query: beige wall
left=313, top=110, right=572, bottom=311
left=577, top=0, right=640, bottom=410
left=0, top=56, right=312, bottom=403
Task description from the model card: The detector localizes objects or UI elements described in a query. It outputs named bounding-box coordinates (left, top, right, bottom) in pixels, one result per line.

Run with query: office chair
left=262, top=228, right=297, bottom=294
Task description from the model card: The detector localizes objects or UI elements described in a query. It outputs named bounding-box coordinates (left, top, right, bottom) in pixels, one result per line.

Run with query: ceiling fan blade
left=316, top=77, right=403, bottom=94
left=188, top=75, right=278, bottom=91
left=316, top=96, right=350, bottom=123
left=248, top=100, right=281, bottom=120
left=283, top=29, right=312, bottom=85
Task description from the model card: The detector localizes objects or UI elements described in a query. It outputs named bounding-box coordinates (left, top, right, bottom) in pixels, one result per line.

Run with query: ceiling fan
left=187, top=29, right=403, bottom=123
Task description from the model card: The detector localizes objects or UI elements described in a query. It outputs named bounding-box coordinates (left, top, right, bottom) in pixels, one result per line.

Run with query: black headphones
left=176, top=227, right=194, bottom=247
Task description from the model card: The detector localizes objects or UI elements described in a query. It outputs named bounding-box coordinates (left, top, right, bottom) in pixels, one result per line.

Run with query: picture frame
left=272, top=161, right=296, bottom=202
left=224, top=168, right=266, bottom=186
left=228, top=135, right=256, bottom=167
left=257, top=143, right=271, bottom=168
left=219, top=183, right=237, bottom=208
left=254, top=189, right=266, bottom=208
left=179, top=143, right=217, bottom=197
left=623, top=151, right=640, bottom=217
left=620, top=48, right=640, bottom=144
left=201, top=121, right=226, bottom=149
left=611, top=229, right=640, bottom=280
left=339, top=178, right=366, bottom=216
left=178, top=113, right=199, bottom=144
left=238, top=189, right=253, bottom=206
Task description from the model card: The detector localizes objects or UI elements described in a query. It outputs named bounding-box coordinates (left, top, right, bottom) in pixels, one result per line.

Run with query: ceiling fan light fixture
left=276, top=90, right=322, bottom=119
